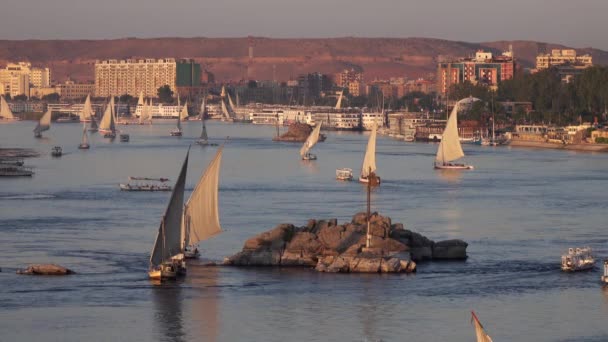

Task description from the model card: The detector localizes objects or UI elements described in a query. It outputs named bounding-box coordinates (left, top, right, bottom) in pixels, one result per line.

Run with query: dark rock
left=273, top=123, right=326, bottom=142
left=17, top=264, right=74, bottom=275
left=352, top=212, right=368, bottom=225
left=432, top=239, right=468, bottom=260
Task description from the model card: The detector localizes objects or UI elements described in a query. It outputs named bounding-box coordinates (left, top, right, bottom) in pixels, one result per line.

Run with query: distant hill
left=0, top=37, right=605, bottom=84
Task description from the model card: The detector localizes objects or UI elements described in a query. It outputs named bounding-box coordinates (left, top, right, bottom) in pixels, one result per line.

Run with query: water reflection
left=187, top=264, right=221, bottom=342
left=152, top=283, right=185, bottom=342
left=299, top=159, right=320, bottom=173
left=436, top=169, right=463, bottom=183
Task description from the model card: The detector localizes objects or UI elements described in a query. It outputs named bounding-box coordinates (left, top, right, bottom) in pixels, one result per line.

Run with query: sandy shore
left=509, top=140, right=608, bottom=152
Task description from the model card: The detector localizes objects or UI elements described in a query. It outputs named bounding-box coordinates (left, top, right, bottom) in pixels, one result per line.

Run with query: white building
left=95, top=58, right=177, bottom=98
left=361, top=112, right=385, bottom=130
left=30, top=68, right=51, bottom=88
left=134, top=103, right=183, bottom=119
left=0, top=62, right=51, bottom=97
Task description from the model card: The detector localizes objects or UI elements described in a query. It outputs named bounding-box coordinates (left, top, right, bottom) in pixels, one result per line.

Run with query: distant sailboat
left=300, top=123, right=322, bottom=160
left=170, top=107, right=183, bottom=136
left=149, top=148, right=190, bottom=280
left=196, top=97, right=215, bottom=146
left=179, top=102, right=189, bottom=121
left=359, top=122, right=381, bottom=185
left=0, top=95, right=16, bottom=120
left=99, top=98, right=117, bottom=138
left=434, top=98, right=474, bottom=170
left=33, top=109, right=52, bottom=138
left=147, top=99, right=153, bottom=125
left=80, top=94, right=94, bottom=122
left=183, top=147, right=224, bottom=259
left=78, top=122, right=90, bottom=149
left=471, top=311, right=493, bottom=342
left=139, top=99, right=149, bottom=125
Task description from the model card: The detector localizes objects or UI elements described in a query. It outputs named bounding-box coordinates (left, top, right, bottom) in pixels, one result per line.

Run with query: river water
left=1, top=120, right=607, bottom=342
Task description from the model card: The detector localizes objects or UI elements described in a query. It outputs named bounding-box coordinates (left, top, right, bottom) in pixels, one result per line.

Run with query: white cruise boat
left=561, top=247, right=595, bottom=272
left=336, top=168, right=353, bottom=181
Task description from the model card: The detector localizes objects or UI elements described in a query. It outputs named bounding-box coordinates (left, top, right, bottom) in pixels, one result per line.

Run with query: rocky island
left=224, top=212, right=467, bottom=273
left=273, top=122, right=326, bottom=143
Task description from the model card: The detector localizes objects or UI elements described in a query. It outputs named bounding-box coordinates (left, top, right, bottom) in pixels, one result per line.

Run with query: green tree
left=42, top=93, right=60, bottom=103
left=157, top=85, right=174, bottom=104
left=119, top=94, right=134, bottom=103
left=13, top=94, right=28, bottom=101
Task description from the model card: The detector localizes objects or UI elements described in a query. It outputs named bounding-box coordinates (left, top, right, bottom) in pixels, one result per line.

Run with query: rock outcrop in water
left=17, top=264, right=74, bottom=275
left=272, top=123, right=326, bottom=142
left=224, top=212, right=467, bottom=273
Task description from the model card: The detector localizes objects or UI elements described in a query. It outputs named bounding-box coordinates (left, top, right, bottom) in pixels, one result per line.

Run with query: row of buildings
left=0, top=62, right=51, bottom=98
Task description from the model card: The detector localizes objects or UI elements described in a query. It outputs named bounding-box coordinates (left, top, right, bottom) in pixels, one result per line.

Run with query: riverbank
left=509, top=140, right=608, bottom=152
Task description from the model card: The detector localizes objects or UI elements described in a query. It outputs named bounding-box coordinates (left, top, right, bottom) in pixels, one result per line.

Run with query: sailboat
left=78, top=122, right=90, bottom=149
left=196, top=98, right=216, bottom=146
left=434, top=98, right=474, bottom=170
left=89, top=114, right=99, bottom=132
left=359, top=122, right=381, bottom=185
left=183, top=147, right=224, bottom=259
left=170, top=109, right=183, bottom=136
left=139, top=99, right=149, bottom=125
left=80, top=94, right=94, bottom=122
left=179, top=101, right=189, bottom=121
left=33, top=109, right=52, bottom=138
left=147, top=99, right=153, bottom=125
left=300, top=123, right=322, bottom=160
left=99, top=98, right=117, bottom=138
left=149, top=149, right=190, bottom=280
left=0, top=95, right=17, bottom=120
left=471, top=311, right=493, bottom=342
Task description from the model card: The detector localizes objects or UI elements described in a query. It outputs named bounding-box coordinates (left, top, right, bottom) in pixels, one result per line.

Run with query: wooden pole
left=366, top=167, right=371, bottom=248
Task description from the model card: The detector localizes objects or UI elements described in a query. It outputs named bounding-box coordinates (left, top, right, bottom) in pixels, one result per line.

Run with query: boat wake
left=0, top=194, right=56, bottom=200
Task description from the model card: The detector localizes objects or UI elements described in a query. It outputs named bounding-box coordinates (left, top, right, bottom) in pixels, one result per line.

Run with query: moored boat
left=336, top=168, right=353, bottom=181
left=561, top=247, right=595, bottom=272
left=434, top=98, right=475, bottom=170
left=0, top=164, right=34, bottom=177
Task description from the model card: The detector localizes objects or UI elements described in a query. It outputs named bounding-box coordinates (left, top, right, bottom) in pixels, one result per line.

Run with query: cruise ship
left=134, top=103, right=185, bottom=119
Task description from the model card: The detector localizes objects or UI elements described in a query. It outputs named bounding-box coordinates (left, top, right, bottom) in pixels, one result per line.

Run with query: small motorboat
left=336, top=168, right=353, bottom=181
left=103, top=132, right=116, bottom=139
left=561, top=247, right=595, bottom=272
left=601, top=260, right=608, bottom=284
left=170, top=129, right=182, bottom=137
left=434, top=162, right=474, bottom=170
left=51, top=146, right=62, bottom=157
left=120, top=134, right=130, bottom=142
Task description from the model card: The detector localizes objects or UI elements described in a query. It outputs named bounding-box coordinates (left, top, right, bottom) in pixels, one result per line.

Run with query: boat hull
left=359, top=174, right=381, bottom=186
left=434, top=163, right=474, bottom=170
left=78, top=144, right=90, bottom=149
left=148, top=264, right=177, bottom=280
left=302, top=153, right=317, bottom=161
left=119, top=184, right=171, bottom=191
left=170, top=130, right=182, bottom=136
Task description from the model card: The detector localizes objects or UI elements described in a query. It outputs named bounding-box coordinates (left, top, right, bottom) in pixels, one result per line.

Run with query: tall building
left=535, top=49, right=592, bottom=70
left=56, top=80, right=95, bottom=100
left=95, top=58, right=179, bottom=97
left=336, top=69, right=363, bottom=88
left=437, top=50, right=515, bottom=95
left=0, top=62, right=51, bottom=97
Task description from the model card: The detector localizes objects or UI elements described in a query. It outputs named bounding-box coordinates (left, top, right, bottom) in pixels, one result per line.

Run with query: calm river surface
left=1, top=120, right=607, bottom=342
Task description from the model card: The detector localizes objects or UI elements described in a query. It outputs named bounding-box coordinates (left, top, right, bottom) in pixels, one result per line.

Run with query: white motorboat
left=336, top=168, right=353, bottom=181
left=434, top=98, right=475, bottom=170
left=561, top=247, right=595, bottom=272
left=601, top=260, right=608, bottom=284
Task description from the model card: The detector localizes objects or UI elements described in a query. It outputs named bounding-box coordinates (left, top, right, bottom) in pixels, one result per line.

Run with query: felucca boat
left=434, top=98, right=474, bottom=170
left=359, top=122, right=381, bottom=185
left=170, top=105, right=185, bottom=136
left=196, top=98, right=216, bottom=146
left=183, top=147, right=224, bottom=259
left=33, top=109, right=52, bottom=138
left=78, top=122, right=90, bottom=149
left=300, top=123, right=322, bottom=160
left=471, top=311, right=493, bottom=342
left=80, top=94, right=94, bottom=122
left=99, top=98, right=117, bottom=138
left=0, top=95, right=17, bottom=120
left=149, top=149, right=190, bottom=280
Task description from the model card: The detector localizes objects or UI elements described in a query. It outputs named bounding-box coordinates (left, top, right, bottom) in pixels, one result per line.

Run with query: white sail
left=34, top=109, right=52, bottom=135
left=139, top=100, right=148, bottom=124
left=137, top=91, right=144, bottom=106
left=80, top=94, right=93, bottom=122
left=471, top=312, right=493, bottom=342
left=99, top=100, right=113, bottom=131
left=150, top=149, right=189, bottom=267
left=227, top=91, right=236, bottom=110
left=361, top=122, right=377, bottom=178
left=183, top=148, right=223, bottom=247
left=435, top=100, right=465, bottom=164
left=148, top=99, right=153, bottom=124
left=335, top=91, right=343, bottom=110
left=220, top=100, right=231, bottom=120
left=81, top=123, right=89, bottom=145
left=179, top=102, right=189, bottom=121
left=0, top=95, right=15, bottom=120
left=300, top=123, right=322, bottom=157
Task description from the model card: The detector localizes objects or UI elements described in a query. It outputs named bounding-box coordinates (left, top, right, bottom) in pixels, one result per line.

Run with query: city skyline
left=0, top=0, right=607, bottom=50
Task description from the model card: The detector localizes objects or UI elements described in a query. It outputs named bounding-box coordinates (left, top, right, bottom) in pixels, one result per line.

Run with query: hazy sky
left=1, top=0, right=607, bottom=50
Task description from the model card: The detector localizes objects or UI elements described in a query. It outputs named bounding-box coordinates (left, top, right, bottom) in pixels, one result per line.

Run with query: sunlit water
left=1, top=120, right=607, bottom=342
